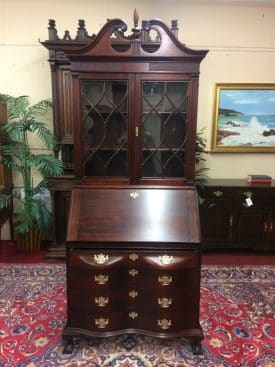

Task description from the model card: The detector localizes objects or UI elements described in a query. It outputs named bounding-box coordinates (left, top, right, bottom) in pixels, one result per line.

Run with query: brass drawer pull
left=129, top=269, right=138, bottom=277
left=130, top=191, right=139, bottom=199
left=129, top=290, right=138, bottom=298
left=213, top=190, right=223, bottom=197
left=158, top=319, right=172, bottom=330
left=158, top=275, right=172, bottom=286
left=159, top=255, right=173, bottom=265
left=94, top=274, right=109, bottom=285
left=243, top=191, right=253, bottom=198
left=95, top=297, right=109, bottom=307
left=95, top=318, right=109, bottom=328
left=158, top=297, right=172, bottom=308
left=264, top=222, right=268, bottom=232
left=129, top=311, right=138, bottom=319
left=94, top=253, right=109, bottom=264
left=129, top=253, right=139, bottom=261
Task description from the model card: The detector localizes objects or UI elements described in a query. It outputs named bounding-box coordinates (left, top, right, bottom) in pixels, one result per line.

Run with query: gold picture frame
left=211, top=83, right=275, bottom=152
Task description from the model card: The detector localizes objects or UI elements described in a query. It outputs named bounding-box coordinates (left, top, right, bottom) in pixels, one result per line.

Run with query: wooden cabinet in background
left=199, top=179, right=275, bottom=250
left=0, top=102, right=13, bottom=241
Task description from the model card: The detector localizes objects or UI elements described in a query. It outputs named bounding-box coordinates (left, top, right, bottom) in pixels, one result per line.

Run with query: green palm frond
left=0, top=155, right=21, bottom=171
left=27, top=120, right=56, bottom=149
left=26, top=99, right=52, bottom=119
left=0, top=94, right=30, bottom=121
left=0, top=194, right=12, bottom=210
left=30, top=154, right=64, bottom=176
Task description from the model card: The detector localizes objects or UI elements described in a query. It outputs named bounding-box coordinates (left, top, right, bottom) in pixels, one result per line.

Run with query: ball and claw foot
left=62, top=336, right=74, bottom=354
left=191, top=340, right=203, bottom=355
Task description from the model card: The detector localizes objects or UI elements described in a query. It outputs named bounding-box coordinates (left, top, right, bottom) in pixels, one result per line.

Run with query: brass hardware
left=229, top=215, right=233, bottom=227
left=243, top=191, right=253, bottom=198
left=94, top=274, right=109, bottom=285
left=129, top=269, right=138, bottom=277
left=95, top=318, right=109, bottom=328
left=129, top=290, right=138, bottom=298
left=94, top=253, right=109, bottom=264
left=158, top=275, right=172, bottom=286
left=158, top=319, right=172, bottom=330
left=270, top=223, right=273, bottom=232
left=135, top=126, right=139, bottom=137
left=129, top=312, right=138, bottom=319
left=264, top=222, right=268, bottom=232
left=158, top=297, right=172, bottom=308
left=159, top=255, right=173, bottom=265
left=213, top=190, right=223, bottom=197
left=130, top=191, right=139, bottom=199
left=129, top=253, right=139, bottom=261
left=95, top=297, right=109, bottom=307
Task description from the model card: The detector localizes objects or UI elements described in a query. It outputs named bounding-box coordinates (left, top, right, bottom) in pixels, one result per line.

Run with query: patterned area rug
left=0, top=264, right=274, bottom=367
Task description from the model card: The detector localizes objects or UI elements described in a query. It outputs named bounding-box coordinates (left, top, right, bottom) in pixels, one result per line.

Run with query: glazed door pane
left=81, top=80, right=128, bottom=177
left=141, top=81, right=189, bottom=178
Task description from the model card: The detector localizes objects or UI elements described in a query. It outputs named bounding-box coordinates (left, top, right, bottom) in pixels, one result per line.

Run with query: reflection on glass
left=142, top=81, right=188, bottom=178
left=81, top=80, right=128, bottom=177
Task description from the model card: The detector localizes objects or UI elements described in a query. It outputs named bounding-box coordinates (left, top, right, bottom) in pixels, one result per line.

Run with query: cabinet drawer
left=68, top=289, right=126, bottom=310
left=128, top=268, right=200, bottom=290
left=67, top=307, right=124, bottom=332
left=68, top=250, right=127, bottom=268
left=125, top=309, right=200, bottom=332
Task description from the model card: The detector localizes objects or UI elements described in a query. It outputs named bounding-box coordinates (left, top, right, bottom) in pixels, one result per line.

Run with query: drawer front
left=67, top=307, right=124, bottom=332
left=124, top=309, right=200, bottom=332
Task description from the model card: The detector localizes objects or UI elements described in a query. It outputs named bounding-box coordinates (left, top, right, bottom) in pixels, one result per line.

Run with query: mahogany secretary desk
left=42, top=12, right=208, bottom=354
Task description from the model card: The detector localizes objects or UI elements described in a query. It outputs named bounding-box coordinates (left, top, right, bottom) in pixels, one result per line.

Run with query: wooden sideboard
left=199, top=179, right=275, bottom=250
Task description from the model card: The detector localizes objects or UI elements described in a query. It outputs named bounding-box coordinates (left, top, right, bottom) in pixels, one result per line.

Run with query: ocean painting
left=212, top=85, right=275, bottom=152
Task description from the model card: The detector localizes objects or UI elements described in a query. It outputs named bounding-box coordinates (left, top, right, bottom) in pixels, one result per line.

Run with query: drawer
left=124, top=309, right=200, bottom=332
left=68, top=250, right=128, bottom=269
left=127, top=287, right=200, bottom=311
left=236, top=189, right=275, bottom=208
left=67, top=268, right=129, bottom=290
left=67, top=307, right=124, bottom=332
left=68, top=289, right=127, bottom=311
left=128, top=268, right=200, bottom=290
left=203, top=187, right=236, bottom=199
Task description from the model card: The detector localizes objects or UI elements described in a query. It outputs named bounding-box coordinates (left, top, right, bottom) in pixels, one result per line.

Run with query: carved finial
left=76, top=19, right=90, bottom=41
left=171, top=20, right=178, bottom=39
left=48, top=19, right=59, bottom=40
left=48, top=19, right=56, bottom=29
left=63, top=30, right=72, bottom=41
left=133, top=9, right=139, bottom=29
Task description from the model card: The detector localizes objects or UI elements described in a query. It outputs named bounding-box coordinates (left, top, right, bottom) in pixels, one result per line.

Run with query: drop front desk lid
left=67, top=187, right=200, bottom=244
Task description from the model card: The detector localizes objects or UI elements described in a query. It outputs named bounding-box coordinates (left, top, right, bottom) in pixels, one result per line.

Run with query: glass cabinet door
left=141, top=81, right=189, bottom=178
left=81, top=80, right=128, bottom=178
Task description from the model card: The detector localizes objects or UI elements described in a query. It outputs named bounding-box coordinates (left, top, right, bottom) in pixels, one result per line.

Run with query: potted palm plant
left=0, top=94, right=64, bottom=253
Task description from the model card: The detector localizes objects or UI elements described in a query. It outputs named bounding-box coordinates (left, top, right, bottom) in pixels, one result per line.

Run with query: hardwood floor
left=0, top=241, right=274, bottom=265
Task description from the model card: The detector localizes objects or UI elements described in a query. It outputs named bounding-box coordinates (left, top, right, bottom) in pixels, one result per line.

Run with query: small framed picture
left=211, top=84, right=275, bottom=152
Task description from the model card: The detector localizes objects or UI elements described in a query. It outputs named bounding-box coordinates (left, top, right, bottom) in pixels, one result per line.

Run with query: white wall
left=1, top=0, right=275, bottom=237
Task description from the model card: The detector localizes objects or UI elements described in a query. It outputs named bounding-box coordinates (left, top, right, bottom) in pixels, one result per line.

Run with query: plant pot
left=16, top=227, right=42, bottom=253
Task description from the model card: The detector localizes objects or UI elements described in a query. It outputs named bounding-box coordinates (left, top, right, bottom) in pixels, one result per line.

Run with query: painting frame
left=211, top=83, right=275, bottom=152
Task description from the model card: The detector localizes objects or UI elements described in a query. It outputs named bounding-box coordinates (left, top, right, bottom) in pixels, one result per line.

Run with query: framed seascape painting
left=211, top=84, right=275, bottom=152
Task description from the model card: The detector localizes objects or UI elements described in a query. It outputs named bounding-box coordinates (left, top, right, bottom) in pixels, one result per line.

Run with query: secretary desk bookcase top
left=42, top=11, right=208, bottom=354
